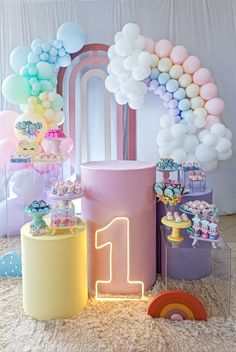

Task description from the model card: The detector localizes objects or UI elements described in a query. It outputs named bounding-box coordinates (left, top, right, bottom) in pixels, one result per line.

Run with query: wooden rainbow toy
left=147, top=291, right=207, bottom=321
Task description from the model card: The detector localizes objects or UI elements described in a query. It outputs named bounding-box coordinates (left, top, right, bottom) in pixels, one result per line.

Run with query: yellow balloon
left=14, top=112, right=48, bottom=143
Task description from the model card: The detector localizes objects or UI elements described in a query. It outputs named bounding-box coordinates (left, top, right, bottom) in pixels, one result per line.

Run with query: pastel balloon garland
left=105, top=23, right=232, bottom=171
left=2, top=22, right=85, bottom=143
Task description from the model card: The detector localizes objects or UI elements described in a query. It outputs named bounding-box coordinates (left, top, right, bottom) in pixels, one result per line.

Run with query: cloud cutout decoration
left=0, top=251, right=22, bottom=277
left=105, top=23, right=232, bottom=170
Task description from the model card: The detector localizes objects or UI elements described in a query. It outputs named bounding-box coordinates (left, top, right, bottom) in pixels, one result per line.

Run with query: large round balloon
left=57, top=22, right=85, bottom=53
left=0, top=138, right=17, bottom=169
left=14, top=112, right=48, bottom=143
left=2, top=74, right=31, bottom=104
left=10, top=46, right=31, bottom=73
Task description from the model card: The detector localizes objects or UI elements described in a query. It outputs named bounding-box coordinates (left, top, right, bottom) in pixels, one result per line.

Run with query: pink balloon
left=204, top=115, right=221, bottom=130
left=193, top=68, right=211, bottom=86
left=60, top=137, right=74, bottom=155
left=0, top=138, right=16, bottom=169
left=41, top=139, right=52, bottom=153
left=170, top=45, right=188, bottom=64
left=200, top=83, right=218, bottom=100
left=155, top=39, right=172, bottom=58
left=0, top=110, right=19, bottom=140
left=145, top=38, right=155, bottom=53
left=205, top=98, right=224, bottom=115
left=183, top=56, right=200, bottom=74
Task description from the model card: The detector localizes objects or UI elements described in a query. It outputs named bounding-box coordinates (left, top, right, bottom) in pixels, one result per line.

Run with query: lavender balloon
left=143, top=77, right=151, bottom=86
left=156, top=85, right=166, bottom=97
left=163, top=102, right=169, bottom=108
left=148, top=80, right=159, bottom=91
left=175, top=115, right=182, bottom=123
left=162, top=92, right=172, bottom=102
left=168, top=99, right=178, bottom=109
left=169, top=108, right=180, bottom=116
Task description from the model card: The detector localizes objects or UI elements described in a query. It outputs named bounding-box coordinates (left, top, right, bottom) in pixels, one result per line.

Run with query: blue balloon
left=56, top=53, right=71, bottom=68
left=166, top=79, right=179, bottom=93
left=31, top=39, right=44, bottom=50
left=58, top=48, right=66, bottom=57
left=53, top=40, right=63, bottom=50
left=40, top=52, right=49, bottom=61
left=28, top=52, right=40, bottom=64
left=41, top=41, right=51, bottom=53
left=173, top=87, right=186, bottom=100
left=10, top=46, right=31, bottom=72
left=32, top=45, right=42, bottom=55
left=57, top=22, right=86, bottom=53
left=178, top=98, right=191, bottom=111
left=149, top=68, right=160, bottom=80
left=49, top=47, right=58, bottom=56
left=158, top=72, right=170, bottom=86
left=48, top=55, right=57, bottom=63
left=180, top=109, right=193, bottom=118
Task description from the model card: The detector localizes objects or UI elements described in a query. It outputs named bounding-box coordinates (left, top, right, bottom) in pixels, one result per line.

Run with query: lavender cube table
left=157, top=188, right=213, bottom=279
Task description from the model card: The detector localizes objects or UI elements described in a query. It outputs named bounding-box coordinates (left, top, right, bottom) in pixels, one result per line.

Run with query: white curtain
left=0, top=0, right=236, bottom=213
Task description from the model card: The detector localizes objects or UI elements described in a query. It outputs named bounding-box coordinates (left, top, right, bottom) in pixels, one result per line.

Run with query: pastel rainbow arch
left=147, top=291, right=207, bottom=321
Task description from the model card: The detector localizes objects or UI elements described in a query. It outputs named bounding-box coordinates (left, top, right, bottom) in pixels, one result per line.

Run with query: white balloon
left=132, top=65, right=151, bottom=81
left=210, top=123, right=226, bottom=137
left=54, top=111, right=65, bottom=125
left=115, top=38, right=133, bottom=57
left=201, top=160, right=218, bottom=172
left=215, top=137, right=232, bottom=153
left=114, top=31, right=123, bottom=42
left=110, top=57, right=124, bottom=75
left=107, top=64, right=112, bottom=74
left=183, top=135, right=199, bottom=153
left=225, top=128, right=233, bottom=140
left=118, top=72, right=131, bottom=84
left=105, top=74, right=120, bottom=93
left=195, top=143, right=217, bottom=163
left=133, top=35, right=146, bottom=50
left=138, top=51, right=153, bottom=66
left=160, top=114, right=175, bottom=128
left=123, top=54, right=138, bottom=70
left=170, top=138, right=184, bottom=148
left=184, top=111, right=195, bottom=123
left=156, top=129, right=173, bottom=145
left=202, top=133, right=218, bottom=147
left=125, top=82, right=143, bottom=100
left=199, top=129, right=209, bottom=142
left=107, top=45, right=116, bottom=59
left=171, top=148, right=187, bottom=163
left=128, top=97, right=144, bottom=110
left=122, top=23, right=140, bottom=41
left=217, top=149, right=232, bottom=160
left=115, top=90, right=128, bottom=105
left=185, top=123, right=197, bottom=135
left=159, top=145, right=173, bottom=158
left=171, top=124, right=186, bottom=138
left=139, top=81, right=148, bottom=95
left=194, top=116, right=206, bottom=128
left=186, top=153, right=199, bottom=162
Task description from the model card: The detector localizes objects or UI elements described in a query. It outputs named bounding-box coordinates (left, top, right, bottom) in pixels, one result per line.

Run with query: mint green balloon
left=51, top=94, right=63, bottom=111
left=2, top=74, right=31, bottom=104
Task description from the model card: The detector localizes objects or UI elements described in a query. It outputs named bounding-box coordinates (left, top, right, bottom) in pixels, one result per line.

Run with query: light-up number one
left=95, top=217, right=144, bottom=300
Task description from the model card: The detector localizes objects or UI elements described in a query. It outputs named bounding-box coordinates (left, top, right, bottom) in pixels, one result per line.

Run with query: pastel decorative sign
left=105, top=23, right=232, bottom=170
left=95, top=217, right=144, bottom=300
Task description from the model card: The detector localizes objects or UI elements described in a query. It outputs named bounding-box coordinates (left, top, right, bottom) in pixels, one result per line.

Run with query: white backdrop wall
left=0, top=0, right=235, bottom=213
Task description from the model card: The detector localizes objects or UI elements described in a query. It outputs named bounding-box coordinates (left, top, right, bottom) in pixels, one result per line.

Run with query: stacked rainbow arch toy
left=105, top=23, right=233, bottom=171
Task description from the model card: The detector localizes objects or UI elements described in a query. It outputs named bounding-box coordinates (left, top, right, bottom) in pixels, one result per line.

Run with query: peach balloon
left=205, top=98, right=224, bottom=115
left=145, top=38, right=155, bottom=53
left=155, top=39, right=172, bottom=58
left=200, top=82, right=218, bottom=100
left=183, top=56, right=200, bottom=74
left=170, top=45, right=188, bottom=64
left=193, top=68, right=211, bottom=86
left=204, top=115, right=221, bottom=130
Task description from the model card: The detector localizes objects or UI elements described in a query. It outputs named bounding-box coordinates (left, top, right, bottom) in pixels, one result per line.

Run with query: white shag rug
left=0, top=237, right=236, bottom=352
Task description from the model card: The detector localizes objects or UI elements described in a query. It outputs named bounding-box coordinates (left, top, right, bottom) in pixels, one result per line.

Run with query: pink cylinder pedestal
left=81, top=161, right=156, bottom=297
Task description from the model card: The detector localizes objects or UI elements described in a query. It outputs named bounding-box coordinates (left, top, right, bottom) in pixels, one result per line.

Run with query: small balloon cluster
left=105, top=23, right=233, bottom=170
left=0, top=22, right=85, bottom=166
left=2, top=22, right=85, bottom=138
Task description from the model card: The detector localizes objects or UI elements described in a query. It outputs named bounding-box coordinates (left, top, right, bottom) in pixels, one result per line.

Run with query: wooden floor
left=219, top=214, right=236, bottom=243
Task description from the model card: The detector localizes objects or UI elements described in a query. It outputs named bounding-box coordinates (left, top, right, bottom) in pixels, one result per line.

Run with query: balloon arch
left=1, top=22, right=233, bottom=171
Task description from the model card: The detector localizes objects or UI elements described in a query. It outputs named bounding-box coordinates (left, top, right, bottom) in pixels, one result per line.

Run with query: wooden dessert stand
left=161, top=216, right=191, bottom=242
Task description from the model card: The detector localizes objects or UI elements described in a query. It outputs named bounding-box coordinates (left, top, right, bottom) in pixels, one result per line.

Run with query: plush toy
left=15, top=140, right=40, bottom=160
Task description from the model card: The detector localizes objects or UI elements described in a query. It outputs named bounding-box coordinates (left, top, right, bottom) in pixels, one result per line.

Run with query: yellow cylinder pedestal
left=21, top=221, right=88, bottom=320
